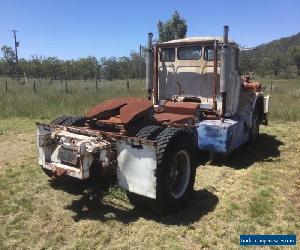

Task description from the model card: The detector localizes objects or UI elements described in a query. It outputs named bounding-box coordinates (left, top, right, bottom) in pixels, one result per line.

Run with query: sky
left=0, top=0, right=299, bottom=60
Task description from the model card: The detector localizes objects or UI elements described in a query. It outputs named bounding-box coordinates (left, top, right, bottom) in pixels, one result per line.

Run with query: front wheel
left=249, top=107, right=260, bottom=143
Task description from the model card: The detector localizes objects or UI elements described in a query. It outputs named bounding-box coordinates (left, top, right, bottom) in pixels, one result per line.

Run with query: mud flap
left=116, top=140, right=157, bottom=199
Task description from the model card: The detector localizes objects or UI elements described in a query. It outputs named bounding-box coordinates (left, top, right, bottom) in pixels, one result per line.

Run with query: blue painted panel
left=197, top=119, right=249, bottom=153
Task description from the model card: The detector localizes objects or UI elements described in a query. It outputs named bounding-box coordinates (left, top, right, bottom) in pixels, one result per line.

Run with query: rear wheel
left=62, top=116, right=86, bottom=126
left=128, top=127, right=196, bottom=215
left=50, top=115, right=72, bottom=125
left=169, top=149, right=191, bottom=199
left=50, top=115, right=86, bottom=126
left=155, top=127, right=196, bottom=214
left=135, top=125, right=164, bottom=140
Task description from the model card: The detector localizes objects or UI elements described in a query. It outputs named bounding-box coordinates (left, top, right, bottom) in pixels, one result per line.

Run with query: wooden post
left=5, top=81, right=8, bottom=93
left=270, top=80, right=273, bottom=94
left=65, top=81, right=68, bottom=93
left=126, top=80, right=129, bottom=90
left=96, top=79, right=98, bottom=89
left=33, top=81, right=36, bottom=93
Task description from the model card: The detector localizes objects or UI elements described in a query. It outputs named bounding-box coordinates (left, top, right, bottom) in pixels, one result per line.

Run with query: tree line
left=0, top=11, right=299, bottom=81
left=0, top=45, right=146, bottom=81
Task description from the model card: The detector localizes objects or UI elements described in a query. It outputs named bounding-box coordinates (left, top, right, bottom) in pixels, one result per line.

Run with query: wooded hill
left=240, top=32, right=300, bottom=77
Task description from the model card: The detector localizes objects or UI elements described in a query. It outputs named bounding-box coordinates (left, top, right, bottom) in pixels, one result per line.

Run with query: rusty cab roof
left=156, top=36, right=238, bottom=48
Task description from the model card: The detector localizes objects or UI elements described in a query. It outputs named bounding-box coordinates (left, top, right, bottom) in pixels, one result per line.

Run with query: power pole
left=12, top=29, right=20, bottom=81
left=139, top=44, right=142, bottom=84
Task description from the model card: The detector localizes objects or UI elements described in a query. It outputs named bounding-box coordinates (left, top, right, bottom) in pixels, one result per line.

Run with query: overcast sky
left=0, top=0, right=299, bottom=59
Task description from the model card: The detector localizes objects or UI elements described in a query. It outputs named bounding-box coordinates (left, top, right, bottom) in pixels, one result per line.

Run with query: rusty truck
left=37, top=26, right=270, bottom=214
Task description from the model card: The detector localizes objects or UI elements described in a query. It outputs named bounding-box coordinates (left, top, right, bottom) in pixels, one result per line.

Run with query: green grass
left=0, top=77, right=299, bottom=121
left=0, top=120, right=299, bottom=249
left=258, top=78, right=300, bottom=121
left=0, top=77, right=146, bottom=120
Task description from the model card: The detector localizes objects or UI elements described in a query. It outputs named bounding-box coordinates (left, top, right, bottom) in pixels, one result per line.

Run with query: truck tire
left=50, top=115, right=72, bottom=125
left=249, top=106, right=260, bottom=143
left=62, top=116, right=86, bottom=126
left=50, top=116, right=86, bottom=127
left=154, top=127, right=196, bottom=214
left=128, top=127, right=196, bottom=214
left=135, top=125, right=164, bottom=140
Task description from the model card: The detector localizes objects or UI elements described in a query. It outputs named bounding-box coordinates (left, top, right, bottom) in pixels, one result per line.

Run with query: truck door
left=158, top=48, right=177, bottom=99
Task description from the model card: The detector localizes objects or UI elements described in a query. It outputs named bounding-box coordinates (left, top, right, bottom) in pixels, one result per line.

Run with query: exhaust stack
left=146, top=32, right=153, bottom=100
left=220, top=25, right=229, bottom=117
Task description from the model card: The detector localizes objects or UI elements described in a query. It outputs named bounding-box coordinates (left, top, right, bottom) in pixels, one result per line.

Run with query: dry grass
left=0, top=119, right=299, bottom=249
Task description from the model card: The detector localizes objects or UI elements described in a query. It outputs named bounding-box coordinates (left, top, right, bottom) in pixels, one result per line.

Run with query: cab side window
left=204, top=47, right=220, bottom=61
left=160, top=48, right=175, bottom=62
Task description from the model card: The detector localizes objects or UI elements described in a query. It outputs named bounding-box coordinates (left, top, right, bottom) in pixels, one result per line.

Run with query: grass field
left=0, top=77, right=299, bottom=121
left=0, top=119, right=299, bottom=249
left=0, top=77, right=299, bottom=249
left=0, top=78, right=146, bottom=120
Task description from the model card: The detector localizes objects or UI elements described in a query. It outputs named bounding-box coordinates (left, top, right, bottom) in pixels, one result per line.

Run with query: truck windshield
left=178, top=46, right=202, bottom=60
left=160, top=48, right=175, bottom=62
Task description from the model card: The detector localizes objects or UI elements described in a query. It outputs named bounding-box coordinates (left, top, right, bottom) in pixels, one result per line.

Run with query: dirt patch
left=0, top=130, right=35, bottom=169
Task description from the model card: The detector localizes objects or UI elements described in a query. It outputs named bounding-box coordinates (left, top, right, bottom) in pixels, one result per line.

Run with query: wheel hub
left=169, top=149, right=191, bottom=199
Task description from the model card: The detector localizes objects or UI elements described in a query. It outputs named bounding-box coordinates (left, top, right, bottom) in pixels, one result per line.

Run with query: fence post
left=126, top=80, right=130, bottom=90
left=5, top=81, right=8, bottom=93
left=65, top=81, right=68, bottom=93
left=33, top=81, right=36, bottom=93
left=96, top=79, right=98, bottom=90
left=270, top=80, right=273, bottom=94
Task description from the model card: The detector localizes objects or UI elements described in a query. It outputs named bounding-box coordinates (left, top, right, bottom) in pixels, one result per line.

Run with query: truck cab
left=157, top=36, right=240, bottom=117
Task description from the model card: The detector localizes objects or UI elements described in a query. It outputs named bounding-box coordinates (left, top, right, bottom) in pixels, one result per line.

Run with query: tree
left=269, top=50, right=287, bottom=77
left=1, top=45, right=16, bottom=78
left=288, top=45, right=300, bottom=75
left=157, top=11, right=187, bottom=42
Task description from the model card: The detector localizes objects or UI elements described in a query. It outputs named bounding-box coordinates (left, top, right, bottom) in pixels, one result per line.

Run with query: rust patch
left=153, top=101, right=198, bottom=124
left=120, top=99, right=153, bottom=124
left=154, top=112, right=193, bottom=124
left=242, top=75, right=262, bottom=92
left=85, top=97, right=131, bottom=119
left=164, top=101, right=199, bottom=116
left=85, top=97, right=153, bottom=126
left=243, top=82, right=262, bottom=92
left=53, top=167, right=67, bottom=177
